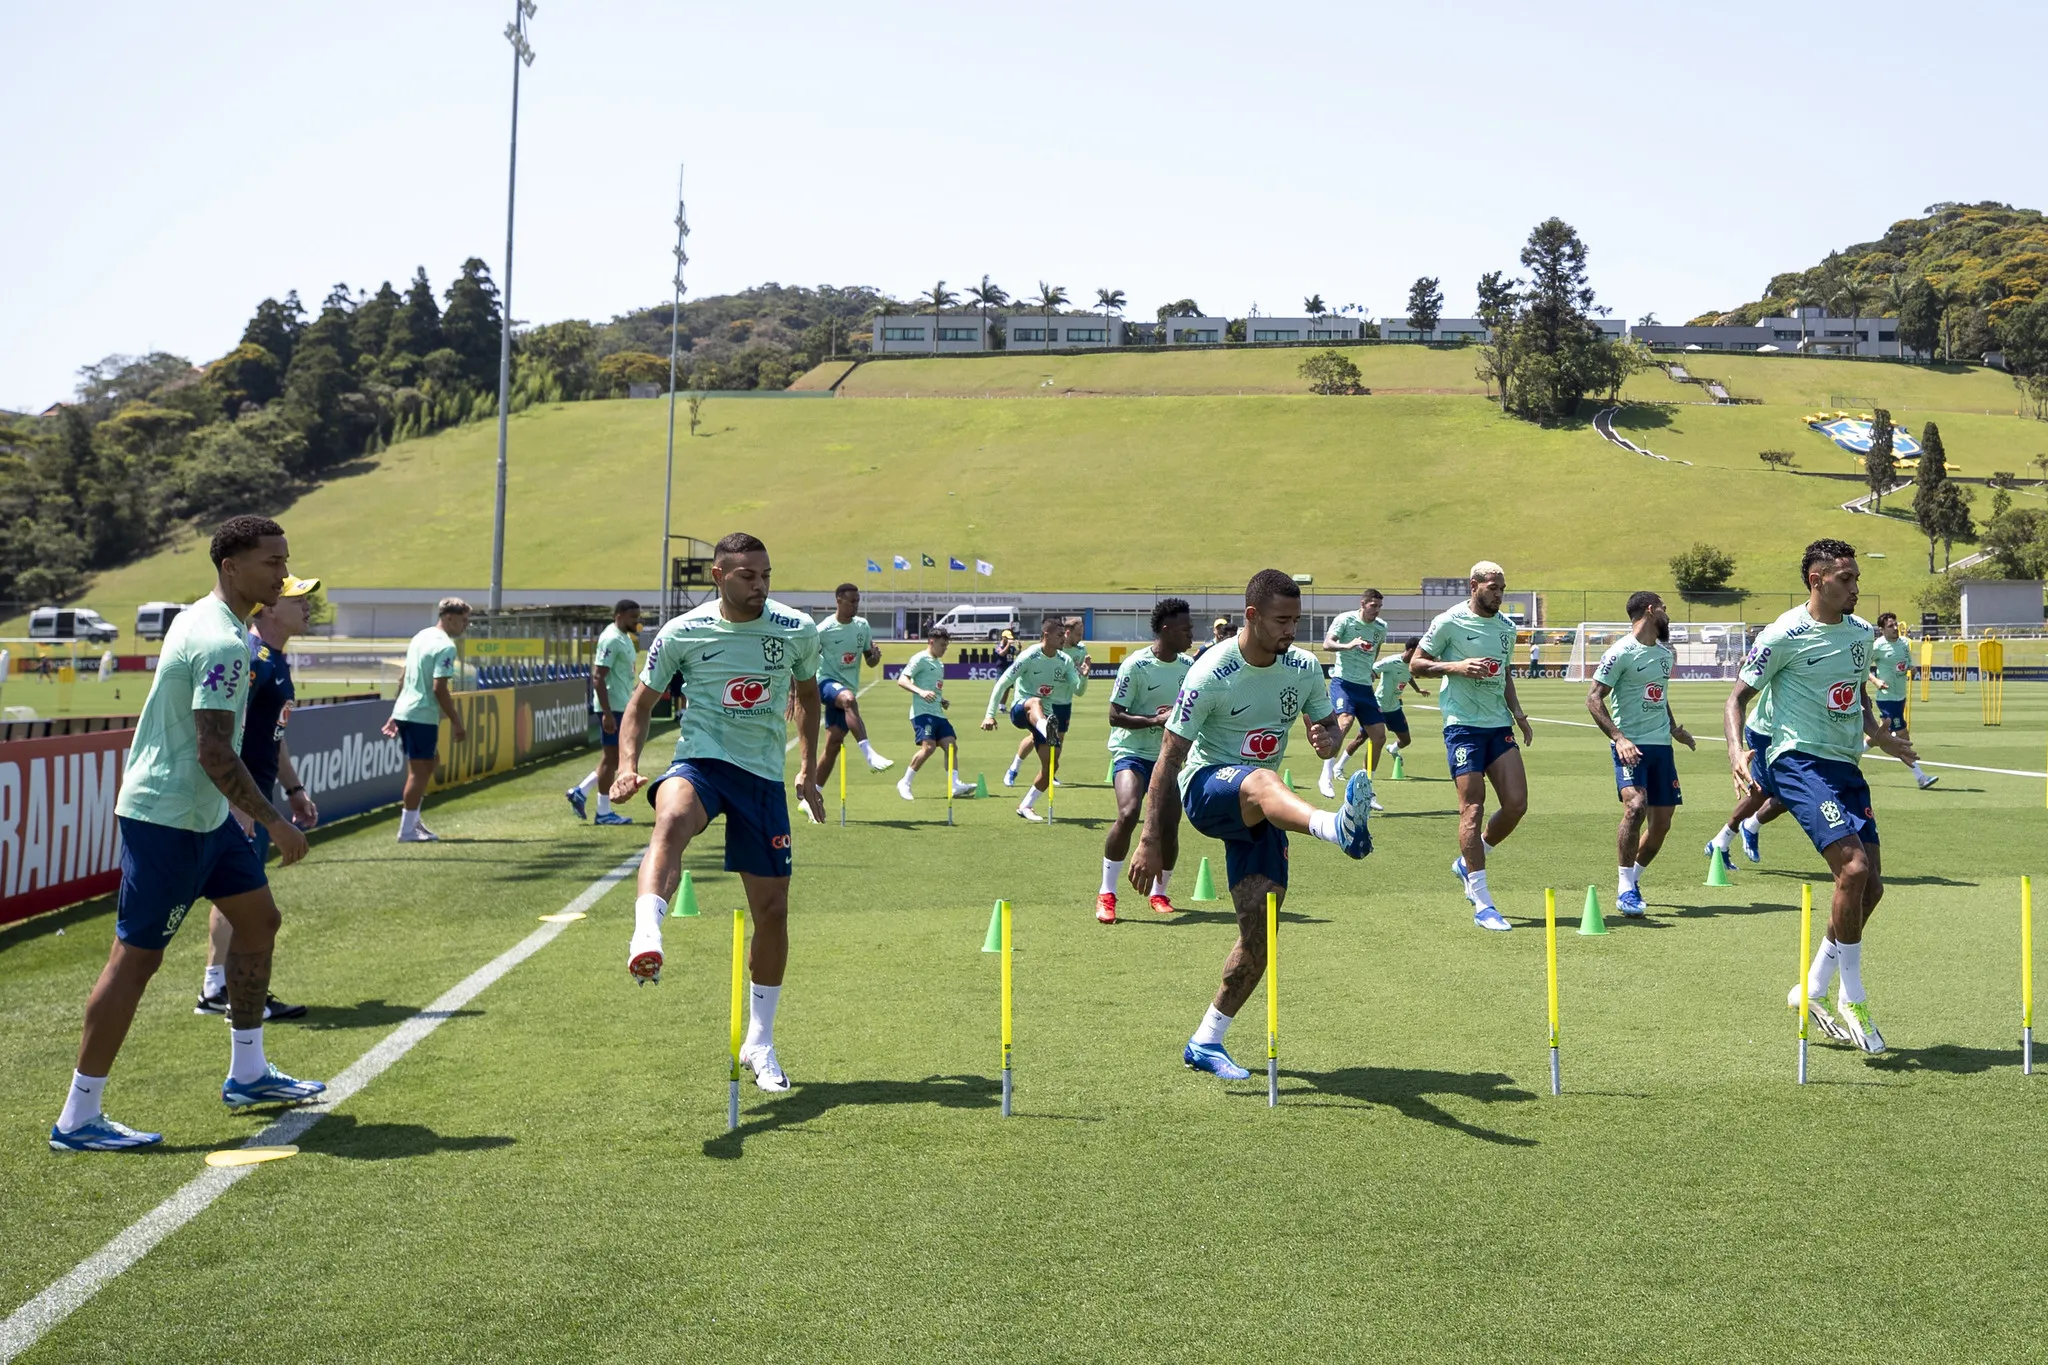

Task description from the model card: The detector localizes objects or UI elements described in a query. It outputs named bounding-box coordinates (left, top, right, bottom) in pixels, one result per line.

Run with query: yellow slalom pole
left=1000, top=900, right=1014, bottom=1116
left=839, top=746, right=848, bottom=827
left=2024, top=876, right=2034, bottom=1077
left=1546, top=888, right=1561, bottom=1096
left=1047, top=742, right=1057, bottom=825
left=946, top=743, right=956, bottom=827
left=1266, top=890, right=1279, bottom=1108
left=1796, top=883, right=1812, bottom=1086
left=728, top=905, right=745, bottom=1131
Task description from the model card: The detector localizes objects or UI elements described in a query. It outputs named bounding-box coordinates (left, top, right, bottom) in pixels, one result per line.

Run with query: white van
left=930, top=604, right=1020, bottom=641
left=135, top=601, right=186, bottom=641
left=28, top=606, right=119, bottom=644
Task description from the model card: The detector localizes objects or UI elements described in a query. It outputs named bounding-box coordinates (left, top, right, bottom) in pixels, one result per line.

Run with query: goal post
left=1565, top=622, right=1751, bottom=681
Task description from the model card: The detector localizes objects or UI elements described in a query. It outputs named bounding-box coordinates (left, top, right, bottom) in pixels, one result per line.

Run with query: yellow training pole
left=1918, top=637, right=1933, bottom=703
left=1797, top=883, right=1812, bottom=1085
left=1266, top=890, right=1280, bottom=1107
left=2024, top=876, right=2034, bottom=1077
left=728, top=906, right=745, bottom=1131
left=1046, top=742, right=1057, bottom=824
left=839, top=746, right=848, bottom=826
left=946, top=744, right=955, bottom=827
left=1000, top=900, right=1014, bottom=1116
left=1546, top=888, right=1561, bottom=1096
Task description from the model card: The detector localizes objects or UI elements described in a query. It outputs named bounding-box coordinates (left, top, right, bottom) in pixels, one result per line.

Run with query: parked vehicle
left=28, top=607, right=118, bottom=644
left=930, top=604, right=1020, bottom=641
left=135, top=601, right=186, bottom=641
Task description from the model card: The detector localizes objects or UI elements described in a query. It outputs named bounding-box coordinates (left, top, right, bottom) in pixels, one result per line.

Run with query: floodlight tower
left=660, top=166, right=690, bottom=621
left=489, top=0, right=536, bottom=615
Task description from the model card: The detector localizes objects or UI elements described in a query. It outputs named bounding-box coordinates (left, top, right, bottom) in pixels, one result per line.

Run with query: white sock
left=1481, top=838, right=1497, bottom=858
left=1005, top=756, right=1020, bottom=775
left=858, top=739, right=876, bottom=759
left=1193, top=1004, right=1232, bottom=1045
left=1151, top=868, right=1173, bottom=896
left=1308, top=810, right=1342, bottom=845
left=577, top=772, right=599, bottom=794
left=203, top=964, right=227, bottom=997
left=1619, top=865, right=1639, bottom=895
left=596, top=794, right=614, bottom=816
left=744, top=982, right=780, bottom=1052
left=1386, top=739, right=1401, bottom=755
left=57, top=1071, right=106, bottom=1131
left=230, top=1026, right=268, bottom=1084
left=1806, top=936, right=1840, bottom=999
left=1740, top=814, right=1762, bottom=836
left=1910, top=762, right=1929, bottom=780
left=634, top=893, right=667, bottom=937
left=1711, top=824, right=1735, bottom=851
left=1631, top=862, right=1646, bottom=888
left=901, top=767, right=917, bottom=788
left=1466, top=868, right=1492, bottom=907
left=1101, top=858, right=1123, bottom=895
left=1020, top=787, right=1040, bottom=812
left=1836, top=940, right=1866, bottom=1003
left=400, top=808, right=421, bottom=837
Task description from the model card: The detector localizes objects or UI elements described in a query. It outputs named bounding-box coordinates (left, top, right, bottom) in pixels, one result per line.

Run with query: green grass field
left=827, top=344, right=1493, bottom=397
left=4, top=677, right=2045, bottom=1361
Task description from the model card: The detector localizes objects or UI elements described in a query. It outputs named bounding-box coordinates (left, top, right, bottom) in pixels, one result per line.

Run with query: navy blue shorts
left=912, top=715, right=956, bottom=746
left=1744, top=727, right=1776, bottom=798
left=1769, top=752, right=1879, bottom=853
left=1182, top=764, right=1288, bottom=889
left=820, top=677, right=854, bottom=731
left=647, top=757, right=794, bottom=878
left=1112, top=754, right=1157, bottom=788
left=1328, top=678, right=1384, bottom=725
left=1009, top=701, right=1048, bottom=736
left=116, top=816, right=268, bottom=951
left=1875, top=699, right=1907, bottom=728
left=250, top=821, right=271, bottom=864
left=599, top=717, right=621, bottom=748
left=1443, top=724, right=1517, bottom=778
left=395, top=719, right=440, bottom=761
left=1381, top=707, right=1411, bottom=743
left=1613, top=742, right=1682, bottom=806
left=1052, top=703, right=1073, bottom=734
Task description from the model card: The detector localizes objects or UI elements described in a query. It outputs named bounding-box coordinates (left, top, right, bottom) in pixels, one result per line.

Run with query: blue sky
left=2, top=0, right=2041, bottom=411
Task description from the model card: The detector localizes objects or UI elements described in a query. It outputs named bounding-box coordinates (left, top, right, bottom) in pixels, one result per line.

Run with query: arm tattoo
left=195, top=710, right=285, bottom=826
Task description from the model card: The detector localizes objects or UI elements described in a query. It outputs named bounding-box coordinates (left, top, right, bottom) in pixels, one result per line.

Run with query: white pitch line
left=0, top=852, right=643, bottom=1364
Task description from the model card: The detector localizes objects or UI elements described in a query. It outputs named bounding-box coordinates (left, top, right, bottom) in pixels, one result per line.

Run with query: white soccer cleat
left=627, top=921, right=664, bottom=984
left=1369, top=795, right=1384, bottom=812
left=1016, top=804, right=1046, bottom=823
left=866, top=750, right=895, bottom=772
left=740, top=1043, right=791, bottom=1092
left=951, top=778, right=978, bottom=797
left=1837, top=997, right=1886, bottom=1054
left=1916, top=771, right=1939, bottom=790
left=1317, top=768, right=1336, bottom=799
left=896, top=775, right=915, bottom=801
left=397, top=827, right=439, bottom=843
left=1787, top=982, right=1849, bottom=1042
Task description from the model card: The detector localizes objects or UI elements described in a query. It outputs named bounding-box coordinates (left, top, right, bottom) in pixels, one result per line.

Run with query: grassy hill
left=1620, top=353, right=2026, bottom=414
left=815, top=343, right=1492, bottom=398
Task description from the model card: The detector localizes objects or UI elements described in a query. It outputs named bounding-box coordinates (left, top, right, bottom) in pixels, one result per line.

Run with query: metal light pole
left=489, top=0, right=536, bottom=615
left=659, top=166, right=690, bottom=622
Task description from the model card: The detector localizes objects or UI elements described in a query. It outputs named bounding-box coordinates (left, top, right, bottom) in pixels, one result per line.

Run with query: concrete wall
left=1960, top=579, right=2046, bottom=633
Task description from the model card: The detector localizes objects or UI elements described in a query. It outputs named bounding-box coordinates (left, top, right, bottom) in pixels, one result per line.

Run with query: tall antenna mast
left=659, top=164, right=690, bottom=622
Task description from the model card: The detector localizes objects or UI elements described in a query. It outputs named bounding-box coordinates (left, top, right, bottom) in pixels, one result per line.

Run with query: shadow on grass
left=1749, top=867, right=1978, bottom=890
left=1142, top=908, right=1332, bottom=927
left=1267, top=1066, right=1538, bottom=1146
left=1865, top=1042, right=2020, bottom=1076
left=296, top=999, right=482, bottom=1031
left=1375, top=808, right=1461, bottom=819
left=704, top=1074, right=998, bottom=1159
left=1659, top=899, right=1793, bottom=920
left=296, top=1113, right=514, bottom=1160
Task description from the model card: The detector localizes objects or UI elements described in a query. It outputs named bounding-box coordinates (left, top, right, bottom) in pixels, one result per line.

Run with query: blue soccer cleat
left=565, top=787, right=587, bottom=820
left=222, top=1065, right=327, bottom=1110
left=1338, top=772, right=1375, bottom=859
left=593, top=811, right=633, bottom=826
left=49, top=1115, right=162, bottom=1152
left=1473, top=905, right=1512, bottom=932
left=1183, top=1040, right=1251, bottom=1080
left=1739, top=824, right=1761, bottom=864
left=1616, top=887, right=1647, bottom=918
left=1703, top=840, right=1736, bottom=874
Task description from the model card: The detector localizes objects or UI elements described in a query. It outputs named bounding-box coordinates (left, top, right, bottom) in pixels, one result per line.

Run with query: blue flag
left=949, top=557, right=967, bottom=571
left=866, top=559, right=881, bottom=573
left=893, top=555, right=911, bottom=570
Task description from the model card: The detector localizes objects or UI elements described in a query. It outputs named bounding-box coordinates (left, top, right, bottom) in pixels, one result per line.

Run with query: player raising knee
left=1587, top=592, right=1696, bottom=918
left=1128, top=570, right=1374, bottom=1081
left=894, top=625, right=977, bottom=801
left=1870, top=612, right=1936, bottom=789
left=1097, top=598, right=1193, bottom=923
left=1006, top=617, right=1087, bottom=787
left=1319, top=588, right=1388, bottom=806
left=814, top=583, right=892, bottom=803
left=983, top=618, right=1082, bottom=822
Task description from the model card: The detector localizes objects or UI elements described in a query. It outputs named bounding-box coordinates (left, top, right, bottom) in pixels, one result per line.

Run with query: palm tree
left=921, top=280, right=958, bottom=355
left=1929, top=277, right=1964, bottom=361
left=863, top=298, right=895, bottom=351
left=1031, top=281, right=1068, bottom=352
left=1304, top=293, right=1327, bottom=326
left=965, top=275, right=1008, bottom=351
left=1828, top=274, right=1873, bottom=357
left=1095, top=288, right=1125, bottom=344
left=1781, top=285, right=1811, bottom=349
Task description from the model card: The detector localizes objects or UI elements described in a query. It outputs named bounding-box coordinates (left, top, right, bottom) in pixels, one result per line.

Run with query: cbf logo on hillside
left=1806, top=413, right=1923, bottom=458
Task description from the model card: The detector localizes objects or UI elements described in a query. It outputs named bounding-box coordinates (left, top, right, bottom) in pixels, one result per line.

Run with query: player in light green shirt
left=1587, top=593, right=1698, bottom=916
left=1867, top=614, right=1934, bottom=790
left=1127, top=572, right=1374, bottom=1082
left=1319, top=589, right=1391, bottom=799
left=612, top=532, right=824, bottom=1092
left=565, top=599, right=642, bottom=826
left=1007, top=617, right=1091, bottom=789
left=1413, top=562, right=1535, bottom=931
left=815, top=582, right=893, bottom=786
left=1097, top=599, right=1194, bottom=922
left=1707, top=674, right=1787, bottom=870
left=381, top=598, right=470, bottom=842
left=983, top=618, right=1084, bottom=820
left=1368, top=638, right=1430, bottom=777
left=1726, top=538, right=1919, bottom=1055
left=892, top=624, right=977, bottom=802
left=54, top=515, right=322, bottom=1152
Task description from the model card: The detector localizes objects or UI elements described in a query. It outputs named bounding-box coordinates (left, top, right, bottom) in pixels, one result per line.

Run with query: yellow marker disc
left=205, top=1145, right=299, bottom=1168
left=539, top=911, right=587, bottom=923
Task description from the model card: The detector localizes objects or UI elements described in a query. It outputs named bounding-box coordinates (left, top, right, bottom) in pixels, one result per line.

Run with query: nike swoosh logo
left=1230, top=705, right=1250, bottom=715
left=702, top=649, right=724, bottom=660
left=1804, top=656, right=1827, bottom=666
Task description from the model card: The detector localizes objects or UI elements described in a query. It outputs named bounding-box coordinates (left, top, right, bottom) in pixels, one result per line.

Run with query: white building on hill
left=1633, top=307, right=1918, bottom=357
left=1005, top=312, right=1125, bottom=351
left=870, top=313, right=997, bottom=354
left=1246, top=316, right=1364, bottom=343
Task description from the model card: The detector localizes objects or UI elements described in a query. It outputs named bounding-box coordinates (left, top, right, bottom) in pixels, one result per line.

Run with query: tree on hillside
left=1780, top=284, right=1811, bottom=348
left=1865, top=408, right=1897, bottom=512
left=1824, top=265, right=1872, bottom=357
left=1473, top=270, right=1520, bottom=409
left=1095, top=288, right=1126, bottom=343
left=1497, top=218, right=1623, bottom=421
left=1896, top=277, right=1941, bottom=360
left=1156, top=298, right=1202, bottom=320
left=1999, top=295, right=2048, bottom=418
left=1303, top=294, right=1327, bottom=326
left=203, top=343, right=284, bottom=417
left=284, top=291, right=378, bottom=471
left=1932, top=481, right=1976, bottom=570
left=1031, top=281, right=1068, bottom=347
left=440, top=258, right=504, bottom=388
left=1913, top=421, right=1951, bottom=571
left=383, top=267, right=444, bottom=385
left=1299, top=350, right=1364, bottom=395
left=1759, top=449, right=1797, bottom=473
left=240, top=294, right=305, bottom=374
left=1405, top=277, right=1443, bottom=341
left=966, top=276, right=1008, bottom=347
left=352, top=282, right=401, bottom=367
left=921, top=280, right=958, bottom=354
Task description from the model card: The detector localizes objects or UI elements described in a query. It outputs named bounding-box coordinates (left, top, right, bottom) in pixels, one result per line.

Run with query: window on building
left=1012, top=328, right=1046, bottom=341
left=881, top=327, right=927, bottom=341
left=936, top=327, right=978, bottom=342
left=1252, top=329, right=1301, bottom=342
left=1878, top=331, right=1897, bottom=342
left=1172, top=329, right=1219, bottom=343
left=1773, top=330, right=1801, bottom=340
left=1064, top=328, right=1107, bottom=343
left=1308, top=329, right=1352, bottom=340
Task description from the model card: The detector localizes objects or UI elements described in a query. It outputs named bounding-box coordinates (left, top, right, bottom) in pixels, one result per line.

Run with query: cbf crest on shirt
left=641, top=598, right=820, bottom=783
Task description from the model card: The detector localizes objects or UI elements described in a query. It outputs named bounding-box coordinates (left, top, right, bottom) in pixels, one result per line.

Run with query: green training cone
left=1282, top=768, right=1294, bottom=790
left=1389, top=750, right=1405, bottom=781
left=670, top=869, right=701, bottom=918
left=981, top=901, right=1004, bottom=953
left=1578, top=884, right=1608, bottom=936
left=974, top=773, right=988, bottom=799
left=1703, top=846, right=1733, bottom=887
left=1192, top=856, right=1218, bottom=902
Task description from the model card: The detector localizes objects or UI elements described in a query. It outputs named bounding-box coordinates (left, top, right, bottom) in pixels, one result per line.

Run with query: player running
left=1006, top=617, right=1087, bottom=787
left=1097, top=598, right=1194, bottom=923
left=1412, top=561, right=1534, bottom=932
left=566, top=599, right=642, bottom=826
left=1370, top=638, right=1430, bottom=776
left=894, top=624, right=978, bottom=802
left=984, top=619, right=1083, bottom=822
left=50, top=516, right=324, bottom=1151
left=1870, top=612, right=1936, bottom=789
left=815, top=583, right=893, bottom=791
left=612, top=532, right=823, bottom=1093
left=381, top=597, right=470, bottom=842
left=1587, top=592, right=1697, bottom=917
left=1727, top=538, right=1919, bottom=1054
left=1319, top=588, right=1389, bottom=807
left=1129, top=570, right=1374, bottom=1080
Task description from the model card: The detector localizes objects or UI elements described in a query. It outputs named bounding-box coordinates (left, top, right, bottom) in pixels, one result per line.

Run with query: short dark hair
left=1361, top=588, right=1384, bottom=603
left=210, top=515, right=284, bottom=567
left=1625, top=590, right=1663, bottom=621
left=614, top=599, right=640, bottom=616
left=1876, top=611, right=1899, bottom=627
left=1800, top=537, right=1857, bottom=586
left=1245, top=568, right=1300, bottom=610
left=926, top=623, right=950, bottom=639
left=714, top=531, right=768, bottom=559
left=1403, top=636, right=1421, bottom=651
left=1151, top=597, right=1191, bottom=635
left=835, top=582, right=858, bottom=597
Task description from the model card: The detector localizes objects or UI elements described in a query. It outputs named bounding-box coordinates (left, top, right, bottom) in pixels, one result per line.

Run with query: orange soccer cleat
left=1095, top=892, right=1118, bottom=924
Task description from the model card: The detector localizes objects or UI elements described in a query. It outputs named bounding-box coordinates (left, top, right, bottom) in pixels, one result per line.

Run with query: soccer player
left=50, top=516, right=324, bottom=1151
left=1195, top=615, right=1234, bottom=657
left=1370, top=638, right=1430, bottom=776
left=612, top=532, right=824, bottom=1092
left=1412, top=561, right=1534, bottom=932
left=1129, top=570, right=1374, bottom=1080
left=983, top=618, right=1082, bottom=821
left=1870, top=612, right=1937, bottom=788
left=1587, top=592, right=1697, bottom=917
left=194, top=572, right=321, bottom=1019
left=1097, top=598, right=1194, bottom=923
left=894, top=624, right=978, bottom=801
left=380, top=597, right=470, bottom=842
left=1706, top=682, right=1786, bottom=870
left=567, top=599, right=642, bottom=826
left=1726, top=538, right=1919, bottom=1054
left=1006, top=617, right=1087, bottom=787
left=815, top=582, right=893, bottom=787
left=1319, top=588, right=1389, bottom=805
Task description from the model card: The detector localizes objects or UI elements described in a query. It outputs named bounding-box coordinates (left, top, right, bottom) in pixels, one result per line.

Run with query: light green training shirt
left=640, top=597, right=820, bottom=783
left=1420, top=603, right=1519, bottom=729
left=1738, top=605, right=1875, bottom=766
left=1107, top=646, right=1192, bottom=760
left=1327, top=610, right=1389, bottom=684
left=115, top=595, right=252, bottom=832
left=391, top=625, right=458, bottom=725
left=592, top=623, right=638, bottom=714
left=1372, top=656, right=1413, bottom=712
left=1869, top=635, right=1913, bottom=698
left=816, top=614, right=875, bottom=689
left=1166, top=639, right=1334, bottom=795
left=1592, top=634, right=1676, bottom=747
left=986, top=645, right=1083, bottom=721
left=1055, top=643, right=1089, bottom=701
left=900, top=649, right=949, bottom=719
